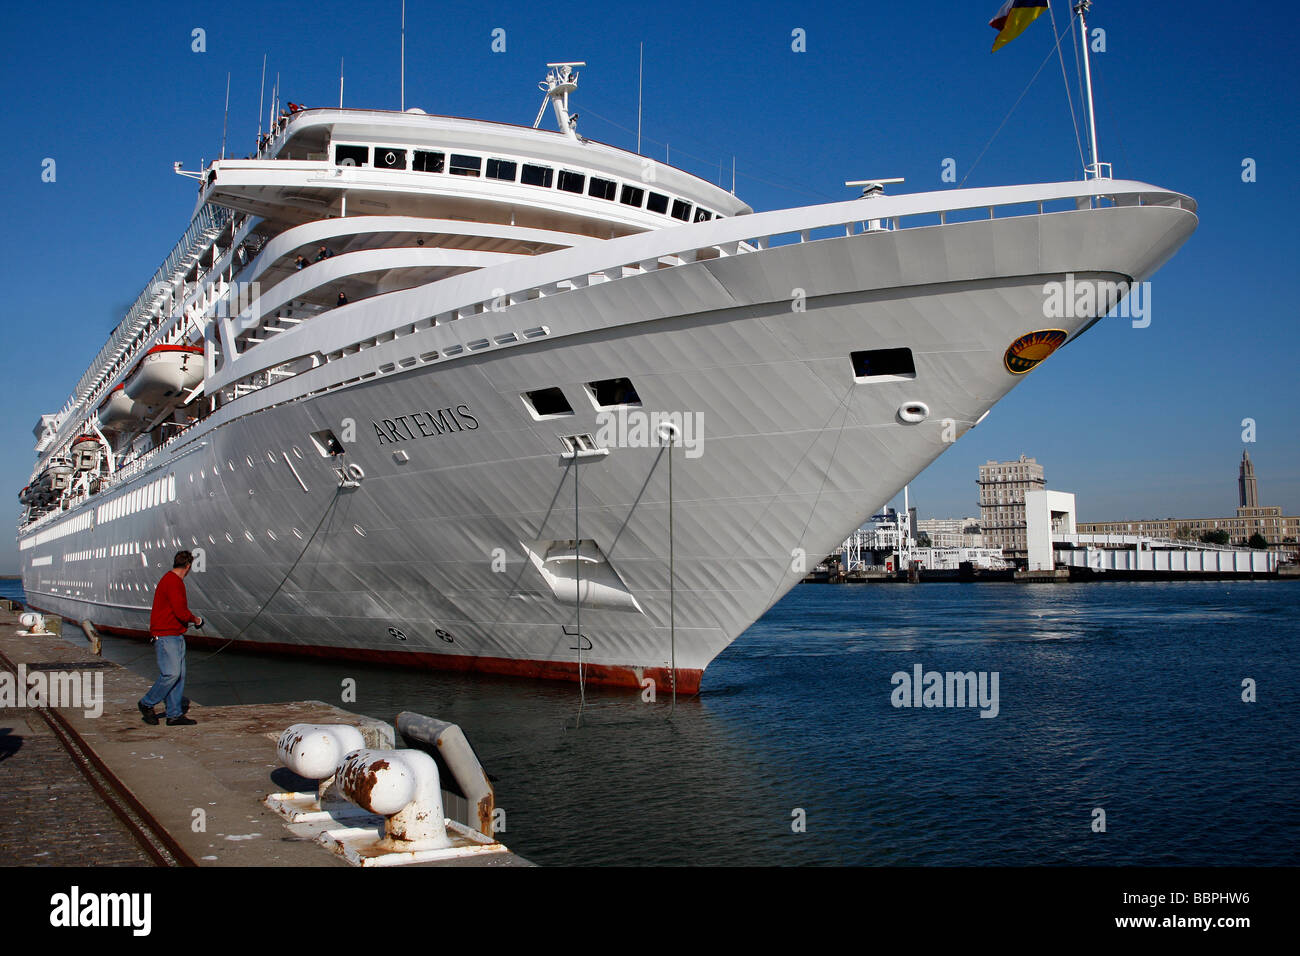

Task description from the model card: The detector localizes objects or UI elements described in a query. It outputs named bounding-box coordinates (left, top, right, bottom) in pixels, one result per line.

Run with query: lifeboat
left=71, top=433, right=104, bottom=471
left=124, top=344, right=204, bottom=409
left=18, top=485, right=31, bottom=505
left=70, top=433, right=102, bottom=454
left=47, top=455, right=74, bottom=477
left=98, top=384, right=143, bottom=433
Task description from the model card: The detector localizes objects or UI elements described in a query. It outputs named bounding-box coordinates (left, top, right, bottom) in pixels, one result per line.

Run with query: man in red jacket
left=138, top=551, right=204, bottom=726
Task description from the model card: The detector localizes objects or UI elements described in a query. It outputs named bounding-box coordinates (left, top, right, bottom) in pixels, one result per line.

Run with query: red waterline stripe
left=29, top=605, right=703, bottom=695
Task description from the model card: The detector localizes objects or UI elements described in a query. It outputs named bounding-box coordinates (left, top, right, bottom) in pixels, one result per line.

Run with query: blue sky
left=1, top=0, right=1296, bottom=571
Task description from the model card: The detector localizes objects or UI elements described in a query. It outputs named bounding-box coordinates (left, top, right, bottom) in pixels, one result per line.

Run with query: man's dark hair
left=173, top=550, right=194, bottom=569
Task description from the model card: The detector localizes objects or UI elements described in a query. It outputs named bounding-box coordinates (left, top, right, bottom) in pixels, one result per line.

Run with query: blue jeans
left=141, top=636, right=187, bottom=719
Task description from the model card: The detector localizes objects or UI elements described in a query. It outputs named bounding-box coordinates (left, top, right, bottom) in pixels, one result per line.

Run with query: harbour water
left=3, top=577, right=1296, bottom=866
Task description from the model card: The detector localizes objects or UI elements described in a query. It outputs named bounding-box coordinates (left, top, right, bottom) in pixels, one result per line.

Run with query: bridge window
left=375, top=147, right=407, bottom=170
left=620, top=184, right=645, bottom=207
left=558, top=170, right=586, bottom=194
left=521, top=163, right=553, bottom=187
left=449, top=154, right=482, bottom=177
left=413, top=150, right=444, bottom=172
left=646, top=191, right=669, bottom=214
left=487, top=158, right=518, bottom=181
left=671, top=199, right=692, bottom=221
left=335, top=144, right=368, bottom=167
left=588, top=177, right=616, bottom=200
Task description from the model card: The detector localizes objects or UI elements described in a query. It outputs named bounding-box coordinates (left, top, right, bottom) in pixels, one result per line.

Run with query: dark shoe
left=138, top=701, right=159, bottom=725
left=165, top=716, right=197, bottom=726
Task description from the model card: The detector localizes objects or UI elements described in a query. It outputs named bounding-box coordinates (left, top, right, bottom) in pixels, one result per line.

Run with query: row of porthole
left=97, top=474, right=177, bottom=524
left=187, top=446, right=306, bottom=485
left=20, top=509, right=94, bottom=548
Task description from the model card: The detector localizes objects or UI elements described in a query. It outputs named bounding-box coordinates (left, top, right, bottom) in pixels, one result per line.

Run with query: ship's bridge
left=201, top=107, right=751, bottom=241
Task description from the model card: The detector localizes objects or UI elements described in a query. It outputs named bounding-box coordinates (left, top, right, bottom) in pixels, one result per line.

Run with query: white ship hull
left=20, top=196, right=1196, bottom=692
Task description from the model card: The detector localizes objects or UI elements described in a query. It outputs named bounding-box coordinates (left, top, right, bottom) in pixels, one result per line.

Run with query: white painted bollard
left=336, top=748, right=451, bottom=851
left=276, top=723, right=365, bottom=810
left=19, top=612, right=46, bottom=633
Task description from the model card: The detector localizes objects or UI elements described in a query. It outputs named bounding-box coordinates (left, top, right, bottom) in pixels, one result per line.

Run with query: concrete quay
left=0, top=607, right=531, bottom=867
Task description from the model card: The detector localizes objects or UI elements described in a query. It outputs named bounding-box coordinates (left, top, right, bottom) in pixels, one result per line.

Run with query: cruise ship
left=17, top=62, right=1197, bottom=693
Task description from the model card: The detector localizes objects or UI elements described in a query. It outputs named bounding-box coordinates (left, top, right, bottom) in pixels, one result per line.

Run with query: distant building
left=916, top=517, right=983, bottom=548
left=1079, top=450, right=1299, bottom=553
left=977, top=456, right=1045, bottom=563
left=1239, top=449, right=1259, bottom=508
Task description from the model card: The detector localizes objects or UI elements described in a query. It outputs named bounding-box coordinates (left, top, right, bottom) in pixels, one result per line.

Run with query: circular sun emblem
left=1004, top=329, right=1068, bottom=375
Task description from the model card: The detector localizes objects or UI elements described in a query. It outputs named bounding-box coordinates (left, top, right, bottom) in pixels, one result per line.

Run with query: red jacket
left=150, top=571, right=198, bottom=637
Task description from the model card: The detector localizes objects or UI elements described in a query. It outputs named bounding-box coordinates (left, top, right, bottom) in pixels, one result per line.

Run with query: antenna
left=257, top=54, right=267, bottom=147
left=845, top=177, right=905, bottom=198
left=220, top=72, right=230, bottom=160
left=339, top=56, right=344, bottom=107
left=1073, top=1, right=1109, bottom=179
left=636, top=43, right=643, bottom=154
left=533, top=62, right=586, bottom=138
left=400, top=0, right=406, bottom=112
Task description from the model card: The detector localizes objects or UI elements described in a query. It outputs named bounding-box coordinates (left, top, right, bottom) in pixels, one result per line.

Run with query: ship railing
left=43, top=209, right=242, bottom=465
left=204, top=179, right=1194, bottom=409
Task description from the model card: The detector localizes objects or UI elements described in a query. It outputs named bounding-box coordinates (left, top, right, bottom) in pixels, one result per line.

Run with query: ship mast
left=1073, top=1, right=1110, bottom=180
left=533, top=62, right=585, bottom=139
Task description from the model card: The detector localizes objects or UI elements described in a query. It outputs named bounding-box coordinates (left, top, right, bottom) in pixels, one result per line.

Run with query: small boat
left=124, top=344, right=204, bottom=409
left=70, top=433, right=102, bottom=454
left=97, top=384, right=143, bottom=433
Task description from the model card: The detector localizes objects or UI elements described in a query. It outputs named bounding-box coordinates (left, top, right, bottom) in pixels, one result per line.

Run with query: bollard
left=265, top=723, right=367, bottom=821
left=396, top=711, right=495, bottom=837
left=79, top=620, right=102, bottom=657
left=19, top=612, right=46, bottom=633
left=335, top=748, right=451, bottom=851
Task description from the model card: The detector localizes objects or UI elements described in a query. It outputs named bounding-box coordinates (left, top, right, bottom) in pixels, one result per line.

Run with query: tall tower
left=1239, top=450, right=1259, bottom=509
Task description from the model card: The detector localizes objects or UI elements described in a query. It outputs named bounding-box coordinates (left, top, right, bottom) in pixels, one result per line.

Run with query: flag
left=989, top=0, right=1048, bottom=51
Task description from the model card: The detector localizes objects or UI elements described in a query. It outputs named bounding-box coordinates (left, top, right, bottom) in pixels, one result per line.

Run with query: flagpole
left=1073, top=0, right=1106, bottom=179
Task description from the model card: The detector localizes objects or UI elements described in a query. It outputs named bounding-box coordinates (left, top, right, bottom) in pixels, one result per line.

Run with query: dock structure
left=1026, top=490, right=1279, bottom=578
left=0, top=607, right=531, bottom=867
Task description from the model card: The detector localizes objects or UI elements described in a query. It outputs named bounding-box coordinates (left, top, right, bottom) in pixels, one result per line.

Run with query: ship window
left=557, top=170, right=586, bottom=193
left=588, top=177, right=616, bottom=200
left=522, top=387, right=573, bottom=418
left=671, top=199, right=693, bottom=221
left=487, top=158, right=518, bottom=181
left=588, top=377, right=641, bottom=408
left=694, top=208, right=713, bottom=222
left=310, top=429, right=346, bottom=457
left=620, top=184, right=645, bottom=207
left=851, top=348, right=916, bottom=380
left=335, top=144, right=369, bottom=167
left=449, top=154, right=482, bottom=177
left=413, top=150, right=445, bottom=172
left=521, top=163, right=553, bottom=187
left=375, top=147, right=407, bottom=170
left=646, top=191, right=669, bottom=214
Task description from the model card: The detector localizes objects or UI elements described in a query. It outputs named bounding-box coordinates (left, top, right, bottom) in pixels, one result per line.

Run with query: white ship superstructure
left=18, top=62, right=1196, bottom=693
